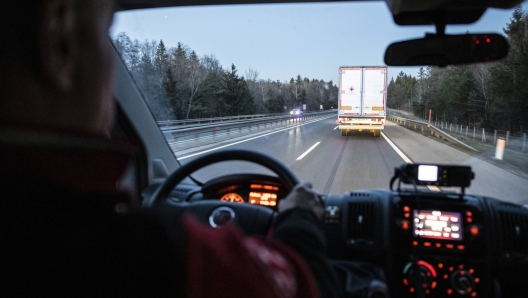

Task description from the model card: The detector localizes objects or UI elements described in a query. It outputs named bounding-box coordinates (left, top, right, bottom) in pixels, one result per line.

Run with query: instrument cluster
left=218, top=183, right=280, bottom=207
left=200, top=174, right=286, bottom=209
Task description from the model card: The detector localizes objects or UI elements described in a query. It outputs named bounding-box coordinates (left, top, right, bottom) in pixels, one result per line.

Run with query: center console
left=391, top=195, right=491, bottom=298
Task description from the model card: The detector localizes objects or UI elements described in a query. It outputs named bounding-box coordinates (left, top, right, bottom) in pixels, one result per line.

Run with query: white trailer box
left=338, top=66, right=387, bottom=137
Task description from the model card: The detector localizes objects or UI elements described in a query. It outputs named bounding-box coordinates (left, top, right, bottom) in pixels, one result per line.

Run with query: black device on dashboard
left=390, top=163, right=475, bottom=195
left=399, top=164, right=474, bottom=187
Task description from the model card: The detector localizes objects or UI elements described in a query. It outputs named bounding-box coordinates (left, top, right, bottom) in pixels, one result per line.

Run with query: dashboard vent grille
left=498, top=202, right=523, bottom=209
left=174, top=187, right=192, bottom=193
left=348, top=202, right=376, bottom=242
left=349, top=192, right=371, bottom=198
left=499, top=212, right=528, bottom=255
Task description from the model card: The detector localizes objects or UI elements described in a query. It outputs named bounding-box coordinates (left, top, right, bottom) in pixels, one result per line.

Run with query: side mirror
left=384, top=33, right=508, bottom=66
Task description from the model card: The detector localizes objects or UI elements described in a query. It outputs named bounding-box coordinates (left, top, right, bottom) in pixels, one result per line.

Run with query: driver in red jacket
left=0, top=1, right=338, bottom=297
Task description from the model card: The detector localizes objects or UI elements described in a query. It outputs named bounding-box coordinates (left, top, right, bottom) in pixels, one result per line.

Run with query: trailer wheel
left=373, top=130, right=381, bottom=137
left=341, top=129, right=347, bottom=136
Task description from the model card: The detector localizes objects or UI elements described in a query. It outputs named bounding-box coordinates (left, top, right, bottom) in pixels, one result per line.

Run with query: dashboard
left=166, top=175, right=528, bottom=298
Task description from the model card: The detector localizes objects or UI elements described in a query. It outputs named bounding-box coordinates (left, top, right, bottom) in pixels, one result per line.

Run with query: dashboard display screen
left=249, top=184, right=278, bottom=207
left=414, top=210, right=463, bottom=241
left=418, top=165, right=438, bottom=182
left=249, top=192, right=277, bottom=206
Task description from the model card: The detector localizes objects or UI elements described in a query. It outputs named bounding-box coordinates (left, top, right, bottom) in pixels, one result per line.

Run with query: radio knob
left=404, top=262, right=435, bottom=289
left=451, top=270, right=475, bottom=294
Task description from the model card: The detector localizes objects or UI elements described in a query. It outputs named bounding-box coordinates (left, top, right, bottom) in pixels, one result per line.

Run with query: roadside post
left=428, top=109, right=432, bottom=127
left=495, top=138, right=505, bottom=160
left=494, top=130, right=497, bottom=144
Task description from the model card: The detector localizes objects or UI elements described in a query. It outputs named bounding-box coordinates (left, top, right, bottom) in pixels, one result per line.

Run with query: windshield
left=111, top=2, right=528, bottom=204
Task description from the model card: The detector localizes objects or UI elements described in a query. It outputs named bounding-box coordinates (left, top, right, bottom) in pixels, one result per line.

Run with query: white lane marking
left=177, top=116, right=333, bottom=160
left=381, top=132, right=441, bottom=192
left=427, top=185, right=441, bottom=192
left=381, top=132, right=412, bottom=163
left=296, top=142, right=321, bottom=160
left=333, top=126, right=338, bottom=130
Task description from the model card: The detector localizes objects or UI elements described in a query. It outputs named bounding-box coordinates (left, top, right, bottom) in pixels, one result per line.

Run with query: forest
left=114, top=6, right=527, bottom=133
left=387, top=6, right=528, bottom=133
left=113, top=34, right=338, bottom=120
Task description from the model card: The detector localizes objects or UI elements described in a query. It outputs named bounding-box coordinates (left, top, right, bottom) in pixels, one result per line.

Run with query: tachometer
left=220, top=193, right=245, bottom=203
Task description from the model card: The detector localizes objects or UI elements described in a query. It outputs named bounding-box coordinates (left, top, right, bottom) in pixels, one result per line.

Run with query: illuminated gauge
left=220, top=193, right=245, bottom=203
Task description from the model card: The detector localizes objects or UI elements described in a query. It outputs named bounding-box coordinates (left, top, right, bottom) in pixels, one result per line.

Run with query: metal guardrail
left=386, top=115, right=479, bottom=152
left=162, top=110, right=337, bottom=141
left=157, top=113, right=288, bottom=127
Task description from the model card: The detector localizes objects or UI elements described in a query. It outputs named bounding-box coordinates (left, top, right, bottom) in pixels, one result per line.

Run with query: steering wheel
left=143, top=149, right=300, bottom=235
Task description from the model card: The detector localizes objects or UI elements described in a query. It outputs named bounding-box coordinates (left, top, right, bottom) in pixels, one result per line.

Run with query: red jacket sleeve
left=182, top=215, right=319, bottom=298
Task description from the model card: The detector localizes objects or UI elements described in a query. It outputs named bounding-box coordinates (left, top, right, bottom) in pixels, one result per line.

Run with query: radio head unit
left=414, top=209, right=463, bottom=241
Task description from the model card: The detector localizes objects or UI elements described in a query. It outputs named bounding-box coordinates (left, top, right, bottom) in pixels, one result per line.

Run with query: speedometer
left=220, top=193, right=245, bottom=203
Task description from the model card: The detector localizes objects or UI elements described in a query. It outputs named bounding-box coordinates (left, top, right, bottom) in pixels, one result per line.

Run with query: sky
left=111, top=2, right=522, bottom=84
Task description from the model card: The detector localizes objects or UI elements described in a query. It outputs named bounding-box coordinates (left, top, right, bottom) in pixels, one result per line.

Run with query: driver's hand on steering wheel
left=278, top=182, right=324, bottom=220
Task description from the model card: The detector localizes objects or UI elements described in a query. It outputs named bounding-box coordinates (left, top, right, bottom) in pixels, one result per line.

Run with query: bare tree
left=472, top=63, right=491, bottom=120
left=185, top=51, right=208, bottom=119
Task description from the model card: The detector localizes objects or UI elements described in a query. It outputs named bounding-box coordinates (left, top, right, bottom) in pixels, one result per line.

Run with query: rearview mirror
left=384, top=33, right=508, bottom=66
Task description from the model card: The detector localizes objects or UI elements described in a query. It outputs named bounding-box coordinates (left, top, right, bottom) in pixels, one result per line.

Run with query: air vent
left=348, top=202, right=376, bottom=243
left=174, top=187, right=192, bottom=193
left=499, top=212, right=528, bottom=255
left=168, top=187, right=194, bottom=202
left=498, top=202, right=523, bottom=209
left=349, top=192, right=371, bottom=198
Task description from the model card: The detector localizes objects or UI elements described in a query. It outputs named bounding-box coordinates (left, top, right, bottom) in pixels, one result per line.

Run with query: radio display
left=414, top=210, right=463, bottom=241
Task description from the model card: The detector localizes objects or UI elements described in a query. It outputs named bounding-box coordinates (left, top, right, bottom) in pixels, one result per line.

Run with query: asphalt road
left=176, top=117, right=528, bottom=204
